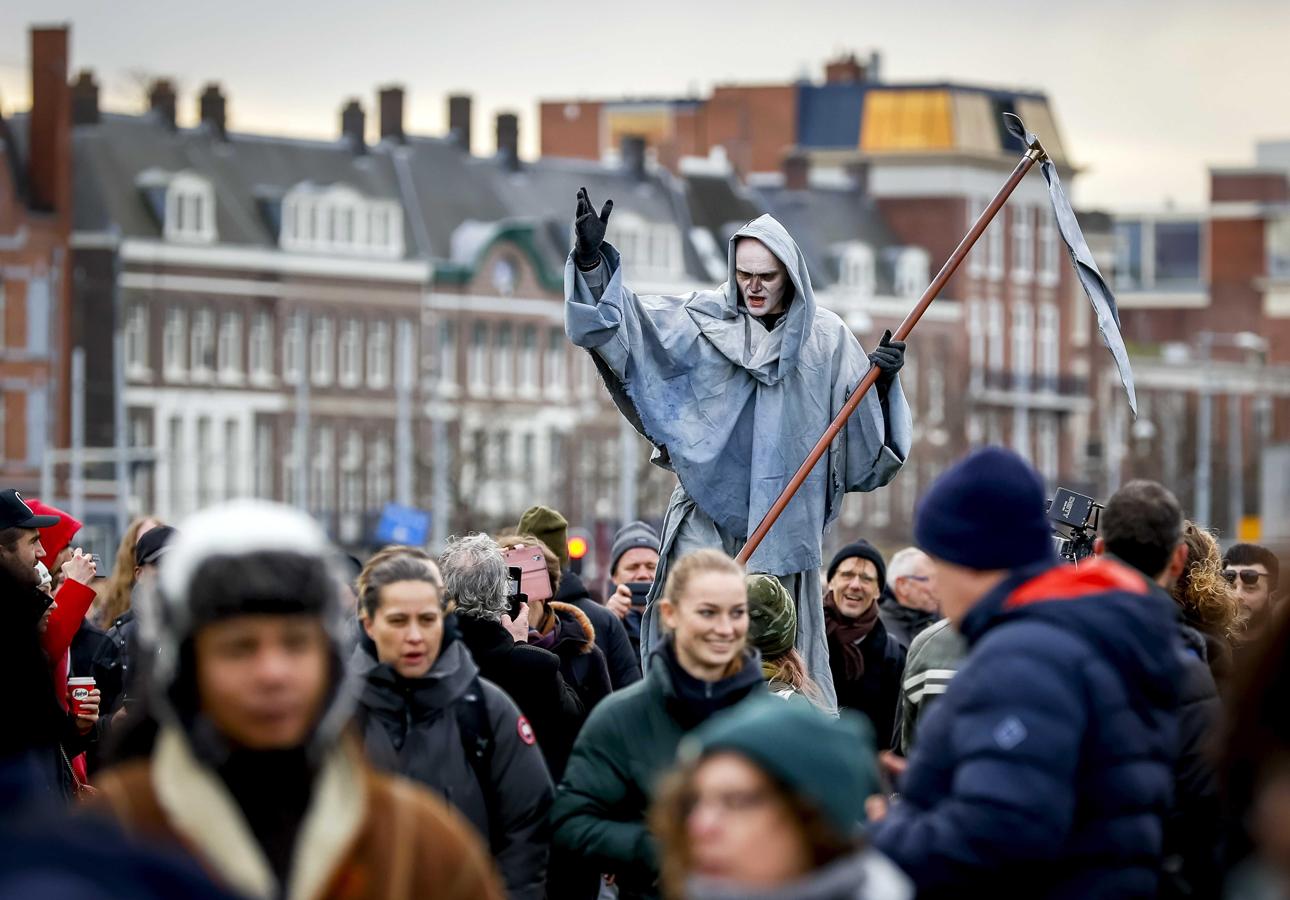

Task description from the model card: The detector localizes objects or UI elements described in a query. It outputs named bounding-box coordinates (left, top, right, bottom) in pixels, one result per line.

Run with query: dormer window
left=891, top=247, right=931, bottom=299
left=280, top=183, right=404, bottom=258
left=837, top=242, right=876, bottom=298
left=611, top=212, right=683, bottom=281
left=137, top=169, right=218, bottom=244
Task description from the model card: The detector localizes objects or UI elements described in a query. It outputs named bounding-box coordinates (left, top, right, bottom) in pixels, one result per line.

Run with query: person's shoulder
left=369, top=769, right=482, bottom=838
left=502, top=640, right=563, bottom=673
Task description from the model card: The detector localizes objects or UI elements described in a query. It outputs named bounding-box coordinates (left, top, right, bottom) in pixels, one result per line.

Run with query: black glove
left=868, top=329, right=906, bottom=386
left=573, top=186, right=613, bottom=270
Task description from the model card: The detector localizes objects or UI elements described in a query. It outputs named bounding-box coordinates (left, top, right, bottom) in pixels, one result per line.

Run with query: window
left=1037, top=413, right=1059, bottom=484
left=522, top=432, right=536, bottom=480
left=125, top=304, right=149, bottom=375
left=283, top=428, right=300, bottom=507
left=1114, top=221, right=1144, bottom=290
left=986, top=202, right=1005, bottom=280
left=367, top=435, right=392, bottom=509
left=25, top=276, right=49, bottom=355
left=250, top=311, right=274, bottom=381
left=190, top=309, right=215, bottom=378
left=1269, top=216, right=1290, bottom=278
left=839, top=243, right=876, bottom=297
left=495, top=430, right=511, bottom=472
left=1011, top=206, right=1034, bottom=280
left=494, top=324, right=513, bottom=395
left=340, top=431, right=364, bottom=543
left=893, top=247, right=930, bottom=299
left=339, top=319, right=362, bottom=388
left=1154, top=221, right=1202, bottom=286
left=438, top=321, right=457, bottom=388
left=469, top=322, right=489, bottom=393
left=519, top=325, right=538, bottom=395
left=224, top=420, right=240, bottom=498
left=1038, top=209, right=1059, bottom=286
left=545, top=326, right=566, bottom=399
left=283, top=315, right=303, bottom=385
left=311, top=317, right=334, bottom=386
left=312, top=426, right=335, bottom=516
left=196, top=417, right=213, bottom=508
left=217, top=311, right=243, bottom=380
left=168, top=417, right=184, bottom=516
left=367, top=321, right=391, bottom=389
left=614, top=213, right=683, bottom=281
left=927, top=366, right=945, bottom=426
left=1011, top=302, right=1034, bottom=388
left=967, top=299, right=985, bottom=388
left=471, top=428, right=488, bottom=479
left=967, top=197, right=987, bottom=277
left=986, top=298, right=1004, bottom=374
left=280, top=185, right=404, bottom=258
left=163, top=172, right=217, bottom=244
left=163, top=308, right=187, bottom=379
left=255, top=421, right=273, bottom=499
left=1037, top=302, right=1060, bottom=391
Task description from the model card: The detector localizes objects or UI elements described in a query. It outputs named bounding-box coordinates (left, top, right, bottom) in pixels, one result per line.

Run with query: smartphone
left=90, top=553, right=105, bottom=578
left=627, top=581, right=652, bottom=608
left=506, top=566, right=525, bottom=620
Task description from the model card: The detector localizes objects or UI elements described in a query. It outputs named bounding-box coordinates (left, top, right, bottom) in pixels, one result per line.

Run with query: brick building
left=0, top=28, right=73, bottom=500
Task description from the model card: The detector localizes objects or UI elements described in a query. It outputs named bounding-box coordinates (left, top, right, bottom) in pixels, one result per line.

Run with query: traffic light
left=568, top=528, right=591, bottom=575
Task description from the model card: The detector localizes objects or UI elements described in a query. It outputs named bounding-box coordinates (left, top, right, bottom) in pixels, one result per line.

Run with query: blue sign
left=374, top=503, right=431, bottom=547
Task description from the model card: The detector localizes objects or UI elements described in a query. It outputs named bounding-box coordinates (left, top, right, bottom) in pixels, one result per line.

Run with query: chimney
left=448, top=94, right=471, bottom=152
left=71, top=70, right=99, bottom=126
left=199, top=83, right=227, bottom=140
left=783, top=151, right=809, bottom=191
left=340, top=99, right=366, bottom=153
left=379, top=85, right=404, bottom=143
left=621, top=135, right=647, bottom=180
left=148, top=78, right=177, bottom=130
left=825, top=53, right=866, bottom=84
left=29, top=27, right=70, bottom=214
left=496, top=112, right=519, bottom=170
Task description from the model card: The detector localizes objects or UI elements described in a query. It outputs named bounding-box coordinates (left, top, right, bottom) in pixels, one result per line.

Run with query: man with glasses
left=879, top=547, right=940, bottom=650
left=1222, top=543, right=1279, bottom=645
left=823, top=540, right=906, bottom=745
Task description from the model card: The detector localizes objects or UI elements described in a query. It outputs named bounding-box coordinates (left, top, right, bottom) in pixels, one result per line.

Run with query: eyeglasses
left=1222, top=569, right=1266, bottom=587
left=900, top=575, right=931, bottom=584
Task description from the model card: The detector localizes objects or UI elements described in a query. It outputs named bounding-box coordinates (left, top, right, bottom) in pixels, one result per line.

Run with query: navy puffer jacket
left=871, top=559, right=1181, bottom=899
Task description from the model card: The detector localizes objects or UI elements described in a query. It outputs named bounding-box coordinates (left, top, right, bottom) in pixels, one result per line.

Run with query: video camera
left=1046, top=487, right=1102, bottom=564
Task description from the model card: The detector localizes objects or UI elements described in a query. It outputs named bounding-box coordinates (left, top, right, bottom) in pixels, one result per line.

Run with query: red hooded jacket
left=27, top=500, right=97, bottom=695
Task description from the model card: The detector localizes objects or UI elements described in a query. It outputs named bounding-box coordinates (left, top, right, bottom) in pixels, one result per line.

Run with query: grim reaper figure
left=565, top=188, right=911, bottom=707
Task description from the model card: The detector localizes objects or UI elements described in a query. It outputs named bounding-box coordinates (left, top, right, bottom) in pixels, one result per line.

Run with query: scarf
left=824, top=591, right=879, bottom=681
left=528, top=604, right=560, bottom=650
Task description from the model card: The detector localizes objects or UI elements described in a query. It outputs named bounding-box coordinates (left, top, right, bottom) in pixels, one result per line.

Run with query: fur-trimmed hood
left=548, top=601, right=596, bottom=655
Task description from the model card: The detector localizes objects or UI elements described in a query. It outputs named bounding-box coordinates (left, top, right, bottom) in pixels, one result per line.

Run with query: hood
left=963, top=558, right=1181, bottom=708
left=26, top=499, right=80, bottom=564
left=687, top=214, right=817, bottom=386
left=548, top=600, right=596, bottom=654
left=554, top=568, right=593, bottom=604
left=352, top=638, right=478, bottom=717
left=141, top=500, right=356, bottom=765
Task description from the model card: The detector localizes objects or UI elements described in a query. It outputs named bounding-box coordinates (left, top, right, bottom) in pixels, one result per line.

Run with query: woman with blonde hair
left=94, top=516, right=161, bottom=628
left=1172, top=521, right=1242, bottom=690
left=550, top=549, right=765, bottom=900
left=651, top=697, right=910, bottom=900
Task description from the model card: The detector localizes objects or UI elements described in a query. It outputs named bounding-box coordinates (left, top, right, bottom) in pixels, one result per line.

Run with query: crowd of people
left=2, top=445, right=1288, bottom=899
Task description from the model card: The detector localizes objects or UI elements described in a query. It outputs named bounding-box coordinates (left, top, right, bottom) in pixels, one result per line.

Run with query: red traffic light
left=568, top=532, right=590, bottom=560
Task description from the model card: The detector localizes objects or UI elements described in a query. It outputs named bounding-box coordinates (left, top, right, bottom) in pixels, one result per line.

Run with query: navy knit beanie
left=827, top=539, right=887, bottom=590
left=914, top=446, right=1055, bottom=571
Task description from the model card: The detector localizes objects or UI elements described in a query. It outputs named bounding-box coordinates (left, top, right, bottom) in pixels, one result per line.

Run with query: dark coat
left=827, top=611, right=906, bottom=749
left=536, top=601, right=614, bottom=716
left=550, top=640, right=765, bottom=900
left=871, top=559, right=1182, bottom=899
left=105, top=607, right=142, bottom=703
left=456, top=612, right=583, bottom=779
left=352, top=639, right=552, bottom=900
left=556, top=570, right=642, bottom=689
left=877, top=590, right=938, bottom=650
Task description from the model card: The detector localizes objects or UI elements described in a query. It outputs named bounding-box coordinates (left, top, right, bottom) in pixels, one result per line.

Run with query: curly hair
left=440, top=533, right=509, bottom=622
left=1172, top=521, right=1244, bottom=638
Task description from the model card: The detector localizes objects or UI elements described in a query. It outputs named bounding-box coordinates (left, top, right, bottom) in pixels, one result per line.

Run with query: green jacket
left=550, top=643, right=763, bottom=897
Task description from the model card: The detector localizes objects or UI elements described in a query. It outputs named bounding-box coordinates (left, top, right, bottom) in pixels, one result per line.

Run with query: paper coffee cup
left=67, top=676, right=96, bottom=716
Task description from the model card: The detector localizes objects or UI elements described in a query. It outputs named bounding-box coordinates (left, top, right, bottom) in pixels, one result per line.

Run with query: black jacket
left=105, top=607, right=142, bottom=703
left=353, top=639, right=553, bottom=900
left=827, top=614, right=906, bottom=748
left=71, top=621, right=124, bottom=716
left=556, top=571, right=642, bottom=689
left=877, top=590, right=938, bottom=650
left=456, top=612, right=583, bottom=779
left=535, top=601, right=614, bottom=716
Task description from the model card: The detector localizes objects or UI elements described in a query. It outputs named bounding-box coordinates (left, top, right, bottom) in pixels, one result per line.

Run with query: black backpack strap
left=456, top=676, right=502, bottom=849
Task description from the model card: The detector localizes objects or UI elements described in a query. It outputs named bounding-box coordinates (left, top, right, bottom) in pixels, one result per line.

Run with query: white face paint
left=734, top=239, right=789, bottom=318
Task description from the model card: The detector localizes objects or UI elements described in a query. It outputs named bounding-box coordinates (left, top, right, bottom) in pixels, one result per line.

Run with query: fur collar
left=550, top=601, right=596, bottom=654
left=150, top=726, right=366, bottom=900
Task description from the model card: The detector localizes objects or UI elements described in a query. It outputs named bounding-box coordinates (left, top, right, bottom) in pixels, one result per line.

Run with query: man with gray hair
left=879, top=547, right=940, bottom=650
left=448, top=533, right=584, bottom=778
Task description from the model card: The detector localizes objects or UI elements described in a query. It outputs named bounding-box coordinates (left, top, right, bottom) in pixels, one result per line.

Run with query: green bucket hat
left=745, top=573, right=796, bottom=660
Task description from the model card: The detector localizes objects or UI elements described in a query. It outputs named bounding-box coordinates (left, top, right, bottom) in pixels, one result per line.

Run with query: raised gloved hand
left=868, top=329, right=906, bottom=386
left=573, top=186, right=613, bottom=270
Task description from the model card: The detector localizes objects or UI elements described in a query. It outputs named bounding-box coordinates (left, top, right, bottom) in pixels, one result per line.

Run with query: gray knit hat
left=610, top=520, right=660, bottom=575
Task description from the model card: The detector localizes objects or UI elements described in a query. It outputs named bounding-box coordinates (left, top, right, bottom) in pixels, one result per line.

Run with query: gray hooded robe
left=566, top=214, right=911, bottom=708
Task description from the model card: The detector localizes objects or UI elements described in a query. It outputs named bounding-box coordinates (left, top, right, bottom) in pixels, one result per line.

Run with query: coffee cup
left=67, top=676, right=96, bottom=716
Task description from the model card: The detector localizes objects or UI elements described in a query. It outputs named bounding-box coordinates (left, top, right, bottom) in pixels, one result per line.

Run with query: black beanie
left=827, top=539, right=887, bottom=591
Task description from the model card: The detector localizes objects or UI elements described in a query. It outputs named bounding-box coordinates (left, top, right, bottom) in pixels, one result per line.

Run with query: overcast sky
left=2, top=0, right=1287, bottom=211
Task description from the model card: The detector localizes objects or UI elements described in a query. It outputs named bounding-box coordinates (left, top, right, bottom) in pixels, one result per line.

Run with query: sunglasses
left=1222, top=569, right=1265, bottom=587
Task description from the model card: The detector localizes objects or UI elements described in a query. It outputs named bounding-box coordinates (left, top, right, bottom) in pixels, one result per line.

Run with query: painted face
left=687, top=752, right=811, bottom=888
left=660, top=571, right=749, bottom=681
left=195, top=614, right=331, bottom=750
left=614, top=547, right=660, bottom=585
left=734, top=239, right=789, bottom=318
left=827, top=557, right=881, bottom=619
left=363, top=580, right=445, bottom=679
